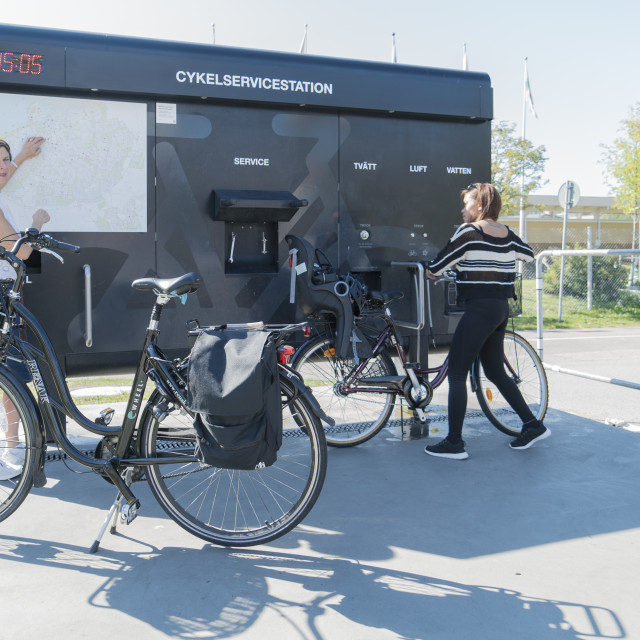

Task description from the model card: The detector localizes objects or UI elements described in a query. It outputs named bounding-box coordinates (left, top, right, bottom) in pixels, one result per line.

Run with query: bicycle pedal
left=95, top=407, right=115, bottom=426
left=120, top=499, right=140, bottom=524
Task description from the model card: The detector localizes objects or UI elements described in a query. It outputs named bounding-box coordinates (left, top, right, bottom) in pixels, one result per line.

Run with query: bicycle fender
left=279, top=367, right=336, bottom=427
left=0, top=365, right=47, bottom=488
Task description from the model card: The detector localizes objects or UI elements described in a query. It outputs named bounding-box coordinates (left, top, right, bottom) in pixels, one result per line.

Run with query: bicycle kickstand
left=89, top=468, right=137, bottom=554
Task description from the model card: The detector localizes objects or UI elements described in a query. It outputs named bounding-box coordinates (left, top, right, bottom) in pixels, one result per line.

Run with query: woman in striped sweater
left=424, top=183, right=550, bottom=459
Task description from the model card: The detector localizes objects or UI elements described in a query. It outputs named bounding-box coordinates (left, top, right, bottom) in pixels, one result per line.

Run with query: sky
left=2, top=0, right=639, bottom=198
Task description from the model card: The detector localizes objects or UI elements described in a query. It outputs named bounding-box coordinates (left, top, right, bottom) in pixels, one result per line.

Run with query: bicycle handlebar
left=0, top=229, right=80, bottom=276
left=20, top=228, right=81, bottom=254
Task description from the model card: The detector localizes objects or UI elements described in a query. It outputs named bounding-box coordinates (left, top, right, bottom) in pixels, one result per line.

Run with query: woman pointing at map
left=0, top=135, right=51, bottom=481
left=0, top=136, right=51, bottom=270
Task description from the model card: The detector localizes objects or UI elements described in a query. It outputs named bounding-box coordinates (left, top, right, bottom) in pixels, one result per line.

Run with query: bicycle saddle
left=132, top=272, right=202, bottom=295
left=369, top=290, right=404, bottom=305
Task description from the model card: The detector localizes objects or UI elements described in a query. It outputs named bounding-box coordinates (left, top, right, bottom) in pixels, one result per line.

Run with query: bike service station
left=0, top=23, right=492, bottom=376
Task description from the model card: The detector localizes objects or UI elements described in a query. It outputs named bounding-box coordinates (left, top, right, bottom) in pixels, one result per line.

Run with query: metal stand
left=89, top=468, right=136, bottom=554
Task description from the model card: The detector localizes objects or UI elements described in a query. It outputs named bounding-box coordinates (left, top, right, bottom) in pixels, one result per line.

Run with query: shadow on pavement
left=1, top=406, right=637, bottom=638
left=0, top=536, right=623, bottom=639
left=26, top=405, right=640, bottom=560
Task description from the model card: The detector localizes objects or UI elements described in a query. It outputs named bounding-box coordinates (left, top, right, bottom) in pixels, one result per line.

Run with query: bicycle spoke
left=141, top=383, right=327, bottom=546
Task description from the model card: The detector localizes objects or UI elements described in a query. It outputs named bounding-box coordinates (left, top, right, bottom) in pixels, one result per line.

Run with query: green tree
left=491, top=121, right=548, bottom=216
left=601, top=102, right=640, bottom=214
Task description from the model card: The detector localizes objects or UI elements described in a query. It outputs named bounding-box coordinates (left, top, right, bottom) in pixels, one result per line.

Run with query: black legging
left=446, top=297, right=537, bottom=443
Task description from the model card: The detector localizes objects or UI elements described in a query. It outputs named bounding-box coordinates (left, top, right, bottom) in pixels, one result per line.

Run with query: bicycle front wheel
left=475, top=331, right=548, bottom=436
left=140, top=377, right=327, bottom=547
left=292, top=335, right=397, bottom=447
left=0, top=369, right=39, bottom=522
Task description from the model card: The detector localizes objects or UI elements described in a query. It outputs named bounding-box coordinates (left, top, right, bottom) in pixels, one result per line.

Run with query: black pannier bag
left=186, top=329, right=282, bottom=470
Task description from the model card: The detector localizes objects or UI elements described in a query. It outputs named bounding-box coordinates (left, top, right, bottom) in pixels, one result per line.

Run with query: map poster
left=1, top=93, right=148, bottom=233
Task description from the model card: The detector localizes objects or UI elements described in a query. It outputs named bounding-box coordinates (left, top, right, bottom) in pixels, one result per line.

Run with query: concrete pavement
left=1, top=327, right=639, bottom=639
left=1, top=403, right=639, bottom=639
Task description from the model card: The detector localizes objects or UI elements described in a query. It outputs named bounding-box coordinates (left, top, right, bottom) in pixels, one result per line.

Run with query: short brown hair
left=0, top=140, right=11, bottom=162
left=462, top=183, right=502, bottom=221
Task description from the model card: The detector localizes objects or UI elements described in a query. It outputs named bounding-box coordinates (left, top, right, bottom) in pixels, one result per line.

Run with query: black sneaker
left=424, top=438, right=469, bottom=460
left=509, top=424, right=551, bottom=450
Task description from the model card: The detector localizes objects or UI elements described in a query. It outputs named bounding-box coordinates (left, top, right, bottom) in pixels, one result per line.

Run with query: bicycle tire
left=0, top=369, right=38, bottom=522
left=140, top=375, right=327, bottom=547
left=292, top=334, right=397, bottom=447
left=474, top=331, right=548, bottom=437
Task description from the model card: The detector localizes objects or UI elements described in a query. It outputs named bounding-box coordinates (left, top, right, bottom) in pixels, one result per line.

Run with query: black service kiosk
left=0, top=24, right=492, bottom=374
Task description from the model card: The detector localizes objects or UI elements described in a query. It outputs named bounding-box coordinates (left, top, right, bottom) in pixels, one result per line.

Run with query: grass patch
left=27, top=374, right=155, bottom=406
left=66, top=375, right=135, bottom=390
left=73, top=389, right=155, bottom=406
left=512, top=279, right=640, bottom=330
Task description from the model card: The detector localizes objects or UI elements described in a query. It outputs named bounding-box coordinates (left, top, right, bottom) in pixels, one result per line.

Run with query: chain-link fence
left=509, top=217, right=640, bottom=323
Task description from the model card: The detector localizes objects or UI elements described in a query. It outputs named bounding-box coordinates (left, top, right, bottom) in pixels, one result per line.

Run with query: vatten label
left=446, top=167, right=472, bottom=174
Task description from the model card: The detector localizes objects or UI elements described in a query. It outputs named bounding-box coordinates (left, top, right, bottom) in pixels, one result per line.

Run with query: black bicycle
left=0, top=229, right=328, bottom=550
left=287, top=235, right=548, bottom=447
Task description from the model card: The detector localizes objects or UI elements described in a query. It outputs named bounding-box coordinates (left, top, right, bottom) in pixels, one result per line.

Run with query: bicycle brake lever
left=40, top=247, right=64, bottom=264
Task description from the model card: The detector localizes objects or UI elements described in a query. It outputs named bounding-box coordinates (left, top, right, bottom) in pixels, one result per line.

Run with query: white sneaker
left=0, top=458, right=22, bottom=481
left=1, top=443, right=25, bottom=467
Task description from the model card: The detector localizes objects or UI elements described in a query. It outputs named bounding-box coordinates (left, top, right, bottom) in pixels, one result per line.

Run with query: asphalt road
left=521, top=326, right=640, bottom=427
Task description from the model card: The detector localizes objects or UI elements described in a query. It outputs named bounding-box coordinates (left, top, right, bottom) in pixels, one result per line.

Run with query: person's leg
left=478, top=317, right=550, bottom=448
left=2, top=394, right=20, bottom=446
left=446, top=300, right=507, bottom=443
left=425, top=299, right=506, bottom=462
left=2, top=347, right=28, bottom=462
left=478, top=321, right=537, bottom=424
left=0, top=393, right=23, bottom=479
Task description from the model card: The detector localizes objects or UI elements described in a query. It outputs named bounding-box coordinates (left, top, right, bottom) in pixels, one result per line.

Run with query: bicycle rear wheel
left=140, top=376, right=327, bottom=547
left=292, top=335, right=397, bottom=447
left=474, top=331, right=548, bottom=436
left=0, top=370, right=38, bottom=522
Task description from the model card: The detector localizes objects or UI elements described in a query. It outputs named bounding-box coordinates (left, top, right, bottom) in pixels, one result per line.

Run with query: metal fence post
left=587, top=227, right=593, bottom=311
left=535, top=253, right=545, bottom=361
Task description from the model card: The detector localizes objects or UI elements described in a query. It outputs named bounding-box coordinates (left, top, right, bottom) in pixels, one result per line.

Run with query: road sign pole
left=557, top=181, right=579, bottom=322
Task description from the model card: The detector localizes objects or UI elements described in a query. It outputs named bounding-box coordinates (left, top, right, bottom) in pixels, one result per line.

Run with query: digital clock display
left=1, top=51, right=44, bottom=75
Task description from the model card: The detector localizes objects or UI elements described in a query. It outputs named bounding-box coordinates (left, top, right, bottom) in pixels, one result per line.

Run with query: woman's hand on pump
left=423, top=262, right=437, bottom=280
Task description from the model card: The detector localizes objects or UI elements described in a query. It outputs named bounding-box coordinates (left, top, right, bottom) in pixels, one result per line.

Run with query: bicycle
left=286, top=235, right=548, bottom=447
left=0, top=228, right=329, bottom=551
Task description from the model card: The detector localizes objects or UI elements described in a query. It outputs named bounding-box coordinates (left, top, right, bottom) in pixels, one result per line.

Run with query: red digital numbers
left=0, top=51, right=44, bottom=75
left=1, top=51, right=13, bottom=73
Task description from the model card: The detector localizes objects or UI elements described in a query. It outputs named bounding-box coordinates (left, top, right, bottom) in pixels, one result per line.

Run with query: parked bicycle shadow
left=32, top=404, right=640, bottom=564
left=0, top=535, right=623, bottom=639
left=5, top=406, right=635, bottom=638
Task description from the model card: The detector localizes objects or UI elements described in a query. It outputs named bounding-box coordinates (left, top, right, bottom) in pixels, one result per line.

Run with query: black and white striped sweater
left=428, top=223, right=534, bottom=301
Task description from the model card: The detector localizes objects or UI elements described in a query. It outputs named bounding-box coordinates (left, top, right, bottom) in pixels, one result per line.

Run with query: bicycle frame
left=333, top=309, right=531, bottom=403
left=325, top=306, right=449, bottom=397
left=315, top=253, right=541, bottom=405
left=1, top=231, right=333, bottom=551
left=2, top=292, right=195, bottom=504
